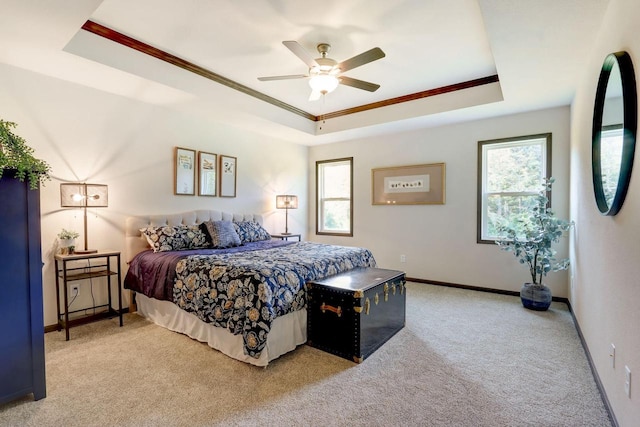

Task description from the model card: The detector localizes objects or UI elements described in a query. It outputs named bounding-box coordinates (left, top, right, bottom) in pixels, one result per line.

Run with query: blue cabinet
left=0, top=174, right=46, bottom=404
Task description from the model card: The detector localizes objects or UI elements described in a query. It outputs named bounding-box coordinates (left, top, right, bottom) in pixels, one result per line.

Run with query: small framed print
left=372, top=163, right=445, bottom=205
left=198, top=151, right=217, bottom=196
left=219, top=155, right=237, bottom=198
left=174, top=147, right=196, bottom=195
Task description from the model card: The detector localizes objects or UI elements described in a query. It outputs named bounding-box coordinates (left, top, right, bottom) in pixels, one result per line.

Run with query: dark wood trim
left=476, top=132, right=552, bottom=244
left=566, top=301, right=619, bottom=427
left=406, top=277, right=569, bottom=303
left=80, top=20, right=499, bottom=126
left=408, top=277, right=617, bottom=425
left=81, top=20, right=315, bottom=121
left=44, top=324, right=59, bottom=334
left=319, top=75, right=500, bottom=121
left=44, top=307, right=130, bottom=334
left=476, top=141, right=486, bottom=244
left=315, top=157, right=354, bottom=237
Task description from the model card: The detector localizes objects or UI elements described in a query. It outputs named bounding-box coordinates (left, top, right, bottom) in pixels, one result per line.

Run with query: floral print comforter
left=126, top=241, right=376, bottom=359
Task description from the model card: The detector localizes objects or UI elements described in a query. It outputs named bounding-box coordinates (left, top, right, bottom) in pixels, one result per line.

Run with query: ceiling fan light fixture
left=258, top=41, right=384, bottom=99
left=309, top=74, right=339, bottom=94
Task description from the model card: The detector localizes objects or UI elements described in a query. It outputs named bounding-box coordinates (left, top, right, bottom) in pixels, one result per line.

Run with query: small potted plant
left=0, top=119, right=51, bottom=190
left=57, top=229, right=79, bottom=254
left=495, top=178, right=574, bottom=311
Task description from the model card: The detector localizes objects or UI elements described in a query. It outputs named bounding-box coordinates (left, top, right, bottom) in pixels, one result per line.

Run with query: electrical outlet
left=400, top=254, right=406, bottom=263
left=71, top=284, right=80, bottom=296
left=610, top=343, right=615, bottom=369
left=625, top=366, right=631, bottom=398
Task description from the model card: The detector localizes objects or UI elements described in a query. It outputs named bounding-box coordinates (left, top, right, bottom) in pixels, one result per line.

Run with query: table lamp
left=275, top=194, right=298, bottom=235
left=60, top=183, right=108, bottom=254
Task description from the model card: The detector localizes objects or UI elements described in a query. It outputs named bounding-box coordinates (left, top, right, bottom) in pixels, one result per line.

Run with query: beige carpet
left=0, top=283, right=611, bottom=426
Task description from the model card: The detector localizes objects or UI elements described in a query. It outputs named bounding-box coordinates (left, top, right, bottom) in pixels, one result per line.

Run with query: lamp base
left=74, top=249, right=98, bottom=254
left=280, top=232, right=292, bottom=235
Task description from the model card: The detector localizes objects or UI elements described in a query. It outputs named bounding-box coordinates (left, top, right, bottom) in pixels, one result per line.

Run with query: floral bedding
left=125, top=241, right=376, bottom=359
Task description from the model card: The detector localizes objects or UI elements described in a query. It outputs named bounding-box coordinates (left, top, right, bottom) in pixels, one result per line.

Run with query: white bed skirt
left=135, top=294, right=307, bottom=367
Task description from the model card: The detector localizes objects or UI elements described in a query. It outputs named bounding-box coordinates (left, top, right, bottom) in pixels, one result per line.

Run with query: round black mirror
left=592, top=51, right=637, bottom=216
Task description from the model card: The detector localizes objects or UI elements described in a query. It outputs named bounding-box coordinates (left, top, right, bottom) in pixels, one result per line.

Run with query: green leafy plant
left=57, top=229, right=80, bottom=240
left=0, top=119, right=51, bottom=189
left=496, top=178, right=574, bottom=285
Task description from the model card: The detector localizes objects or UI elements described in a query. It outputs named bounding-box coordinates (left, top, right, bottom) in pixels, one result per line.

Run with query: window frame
left=316, top=157, right=354, bottom=237
left=477, top=133, right=552, bottom=244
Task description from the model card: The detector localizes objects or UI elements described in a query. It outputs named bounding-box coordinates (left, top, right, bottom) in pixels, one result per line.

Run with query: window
left=599, top=125, right=624, bottom=205
left=477, top=133, right=551, bottom=243
left=316, top=157, right=353, bottom=236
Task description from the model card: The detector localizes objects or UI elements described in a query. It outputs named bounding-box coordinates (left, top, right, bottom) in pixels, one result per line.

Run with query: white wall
left=570, top=0, right=640, bottom=424
left=8, top=12, right=635, bottom=420
left=0, top=62, right=308, bottom=328
left=308, top=106, right=571, bottom=297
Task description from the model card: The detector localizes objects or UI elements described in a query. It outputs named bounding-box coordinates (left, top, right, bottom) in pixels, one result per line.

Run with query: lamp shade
left=60, top=183, right=108, bottom=208
left=276, top=195, right=298, bottom=209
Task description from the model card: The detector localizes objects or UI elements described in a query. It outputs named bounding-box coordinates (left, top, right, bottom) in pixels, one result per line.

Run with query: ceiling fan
left=258, top=41, right=385, bottom=101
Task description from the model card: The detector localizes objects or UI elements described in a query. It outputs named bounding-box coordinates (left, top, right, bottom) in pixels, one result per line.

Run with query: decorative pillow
left=233, top=220, right=271, bottom=243
left=140, top=224, right=210, bottom=252
left=203, top=220, right=241, bottom=248
left=199, top=222, right=213, bottom=246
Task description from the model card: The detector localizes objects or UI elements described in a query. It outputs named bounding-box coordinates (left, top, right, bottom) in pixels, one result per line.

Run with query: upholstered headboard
left=124, top=210, right=264, bottom=264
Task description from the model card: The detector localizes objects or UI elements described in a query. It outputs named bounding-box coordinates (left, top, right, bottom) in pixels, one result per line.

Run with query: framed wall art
left=219, top=154, right=237, bottom=197
left=372, top=163, right=445, bottom=205
left=174, top=147, right=196, bottom=195
left=198, top=151, right=217, bottom=196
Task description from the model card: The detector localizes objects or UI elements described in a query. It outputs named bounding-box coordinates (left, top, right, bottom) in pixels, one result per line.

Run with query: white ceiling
left=0, top=0, right=608, bottom=145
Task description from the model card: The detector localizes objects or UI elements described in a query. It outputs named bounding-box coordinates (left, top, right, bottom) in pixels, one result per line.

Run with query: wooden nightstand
left=271, top=233, right=301, bottom=241
left=54, top=250, right=123, bottom=340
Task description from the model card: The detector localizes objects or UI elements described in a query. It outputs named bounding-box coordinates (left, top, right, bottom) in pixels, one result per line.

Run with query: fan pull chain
left=318, top=94, right=326, bottom=131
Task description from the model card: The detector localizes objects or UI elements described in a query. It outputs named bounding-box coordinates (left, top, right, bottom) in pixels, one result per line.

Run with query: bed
left=124, top=210, right=376, bottom=366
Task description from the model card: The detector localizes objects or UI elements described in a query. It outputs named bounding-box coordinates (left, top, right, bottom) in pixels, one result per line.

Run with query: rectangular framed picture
left=174, top=147, right=196, bottom=195
left=219, top=154, right=237, bottom=198
left=372, top=163, right=445, bottom=205
left=198, top=151, right=217, bottom=196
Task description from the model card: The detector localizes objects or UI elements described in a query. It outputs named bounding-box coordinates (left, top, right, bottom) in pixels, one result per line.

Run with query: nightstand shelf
left=271, top=233, right=301, bottom=241
left=54, top=250, right=123, bottom=340
left=64, top=269, right=114, bottom=281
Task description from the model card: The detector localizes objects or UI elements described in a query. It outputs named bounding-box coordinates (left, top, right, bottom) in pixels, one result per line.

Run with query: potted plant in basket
left=495, top=178, right=574, bottom=311
left=0, top=119, right=51, bottom=189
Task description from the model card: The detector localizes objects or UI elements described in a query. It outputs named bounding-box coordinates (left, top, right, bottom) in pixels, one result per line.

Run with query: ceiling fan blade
left=309, top=90, right=322, bottom=101
left=337, top=47, right=385, bottom=73
left=283, top=41, right=319, bottom=68
left=258, top=74, right=307, bottom=81
left=339, top=76, right=380, bottom=92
